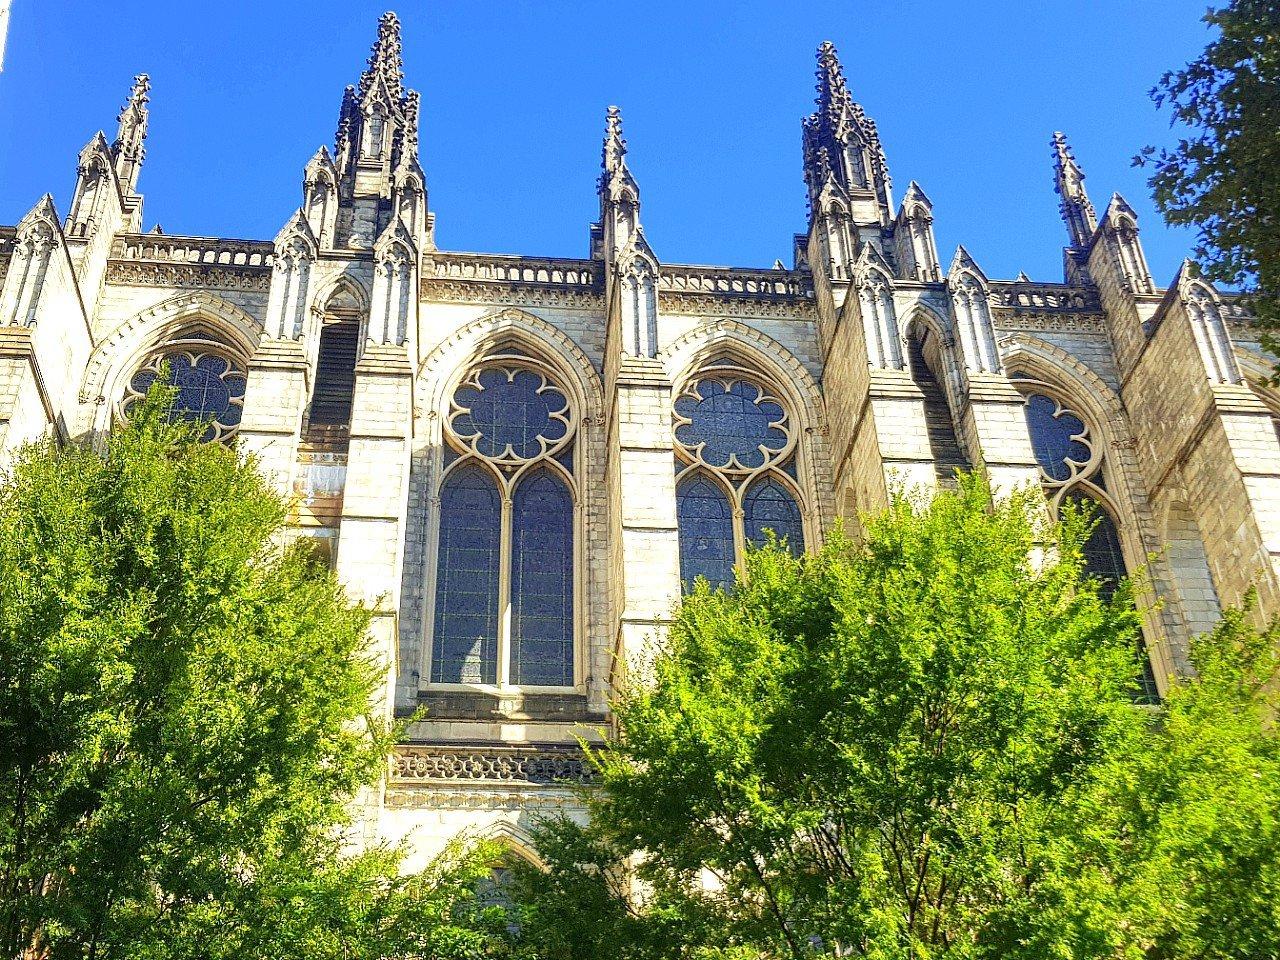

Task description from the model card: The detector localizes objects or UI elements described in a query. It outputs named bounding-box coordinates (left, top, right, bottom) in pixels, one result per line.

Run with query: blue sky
left=2, top=1, right=1211, bottom=283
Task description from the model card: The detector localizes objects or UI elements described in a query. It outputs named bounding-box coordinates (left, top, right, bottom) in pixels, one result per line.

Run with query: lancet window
left=430, top=351, right=577, bottom=688
left=1011, top=372, right=1159, bottom=701
left=674, top=361, right=806, bottom=592
left=120, top=331, right=248, bottom=443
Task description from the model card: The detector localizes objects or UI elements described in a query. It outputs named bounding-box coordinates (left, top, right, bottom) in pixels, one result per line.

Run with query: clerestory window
left=1012, top=373, right=1159, bottom=701
left=121, top=333, right=248, bottom=443
left=674, top=364, right=806, bottom=592
left=430, top=357, right=576, bottom=688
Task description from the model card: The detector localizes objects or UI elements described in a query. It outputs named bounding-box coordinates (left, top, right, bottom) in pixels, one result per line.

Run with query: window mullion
left=497, top=491, right=514, bottom=688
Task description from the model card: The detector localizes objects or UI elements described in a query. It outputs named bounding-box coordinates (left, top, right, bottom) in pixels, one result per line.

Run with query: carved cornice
left=657, top=292, right=816, bottom=321
left=105, top=260, right=271, bottom=292
left=384, top=787, right=584, bottom=811
left=420, top=278, right=605, bottom=311
left=992, top=312, right=1107, bottom=333
left=391, top=744, right=598, bottom=786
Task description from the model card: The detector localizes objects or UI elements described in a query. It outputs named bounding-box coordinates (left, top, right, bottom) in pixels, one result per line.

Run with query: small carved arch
left=476, top=821, right=548, bottom=871
left=658, top=319, right=825, bottom=435
left=418, top=308, right=603, bottom=421
left=81, top=291, right=261, bottom=419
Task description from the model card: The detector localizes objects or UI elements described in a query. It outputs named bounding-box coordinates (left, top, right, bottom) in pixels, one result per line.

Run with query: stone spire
left=602, top=105, right=627, bottom=180
left=112, top=74, right=150, bottom=196
left=802, top=41, right=892, bottom=225
left=329, top=11, right=426, bottom=249
left=597, top=106, right=647, bottom=260
left=359, top=11, right=406, bottom=103
left=1052, top=131, right=1098, bottom=249
left=334, top=12, right=416, bottom=177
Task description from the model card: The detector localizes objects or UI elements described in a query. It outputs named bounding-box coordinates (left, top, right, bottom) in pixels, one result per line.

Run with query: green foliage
left=1094, top=605, right=1280, bottom=959
left=1138, top=0, right=1280, bottom=352
left=506, top=475, right=1280, bottom=959
left=0, top=388, right=504, bottom=960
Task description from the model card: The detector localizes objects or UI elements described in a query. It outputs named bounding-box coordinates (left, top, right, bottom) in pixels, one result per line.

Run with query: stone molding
left=392, top=744, right=597, bottom=786
left=420, top=278, right=605, bottom=311
left=80, top=291, right=263, bottom=405
left=992, top=312, right=1106, bottom=333
left=105, top=260, right=271, bottom=292
left=383, top=787, right=583, bottom=811
left=657, top=291, right=815, bottom=320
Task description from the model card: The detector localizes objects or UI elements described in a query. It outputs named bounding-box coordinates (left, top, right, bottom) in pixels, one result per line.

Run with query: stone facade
left=4, top=15, right=1279, bottom=870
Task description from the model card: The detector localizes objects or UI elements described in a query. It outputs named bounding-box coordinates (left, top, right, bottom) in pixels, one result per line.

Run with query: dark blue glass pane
left=743, top=475, right=805, bottom=556
left=453, top=367, right=568, bottom=459
left=510, top=470, right=574, bottom=686
left=675, top=379, right=787, bottom=469
left=1068, top=494, right=1159, bottom=703
left=677, top=475, right=736, bottom=592
left=1023, top=394, right=1089, bottom=482
left=432, top=465, right=501, bottom=684
left=134, top=352, right=245, bottom=435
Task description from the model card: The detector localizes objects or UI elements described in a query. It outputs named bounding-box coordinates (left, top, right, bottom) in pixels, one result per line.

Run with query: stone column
left=335, top=343, right=414, bottom=721
left=237, top=340, right=310, bottom=494
left=961, top=374, right=1042, bottom=498
left=608, top=356, right=682, bottom=690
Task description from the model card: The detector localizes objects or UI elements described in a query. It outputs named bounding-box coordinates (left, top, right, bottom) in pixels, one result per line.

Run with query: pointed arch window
left=674, top=363, right=807, bottom=592
left=120, top=330, right=248, bottom=443
left=1011, top=372, right=1159, bottom=702
left=430, top=353, right=577, bottom=688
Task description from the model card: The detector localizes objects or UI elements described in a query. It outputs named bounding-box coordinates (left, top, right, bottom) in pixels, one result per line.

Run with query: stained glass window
left=673, top=369, right=808, bottom=593
left=432, top=360, right=579, bottom=689
left=744, top=475, right=805, bottom=555
left=510, top=469, right=574, bottom=686
left=675, top=379, right=787, bottom=469
left=123, top=350, right=247, bottom=442
left=1069, top=495, right=1160, bottom=703
left=452, top=367, right=569, bottom=460
left=677, top=474, right=736, bottom=591
left=1022, top=393, right=1089, bottom=482
left=432, top=465, right=501, bottom=684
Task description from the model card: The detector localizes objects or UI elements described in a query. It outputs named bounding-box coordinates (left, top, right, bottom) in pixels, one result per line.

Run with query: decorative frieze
left=993, top=312, right=1107, bottom=334
left=392, top=744, right=598, bottom=786
left=657, top=292, right=816, bottom=321
left=384, top=787, right=583, bottom=811
left=421, top=278, right=605, bottom=311
left=104, top=260, right=272, bottom=292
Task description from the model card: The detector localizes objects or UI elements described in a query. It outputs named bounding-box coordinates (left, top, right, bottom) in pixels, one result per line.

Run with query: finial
left=603, top=105, right=627, bottom=173
left=815, top=40, right=851, bottom=117
left=1051, top=131, right=1086, bottom=193
left=1051, top=131, right=1098, bottom=247
left=125, top=74, right=150, bottom=110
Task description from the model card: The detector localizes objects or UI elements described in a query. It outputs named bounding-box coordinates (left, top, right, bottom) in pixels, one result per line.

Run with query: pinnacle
left=359, top=10, right=405, bottom=100
left=602, top=105, right=627, bottom=172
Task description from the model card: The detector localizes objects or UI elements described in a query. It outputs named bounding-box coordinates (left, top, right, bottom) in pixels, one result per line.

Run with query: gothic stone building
left=3, top=14, right=1279, bottom=868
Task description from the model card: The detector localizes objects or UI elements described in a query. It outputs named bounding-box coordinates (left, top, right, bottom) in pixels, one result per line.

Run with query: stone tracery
left=674, top=361, right=807, bottom=591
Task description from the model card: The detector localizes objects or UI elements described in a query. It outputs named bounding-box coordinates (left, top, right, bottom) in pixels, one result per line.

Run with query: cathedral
left=2, top=13, right=1278, bottom=869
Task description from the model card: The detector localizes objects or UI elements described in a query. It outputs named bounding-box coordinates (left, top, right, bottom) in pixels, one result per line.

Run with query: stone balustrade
left=111, top=233, right=275, bottom=268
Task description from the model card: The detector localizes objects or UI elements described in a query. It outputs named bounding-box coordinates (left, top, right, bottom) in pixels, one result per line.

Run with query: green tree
left=1095, top=606, right=1280, bottom=959
left=0, top=389, right=504, bottom=960
left=509, top=477, right=1160, bottom=959
left=1139, top=0, right=1280, bottom=351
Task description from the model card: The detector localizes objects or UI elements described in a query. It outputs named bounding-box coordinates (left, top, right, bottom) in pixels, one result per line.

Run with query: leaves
left=1139, top=0, right=1280, bottom=360
left=0, top=387, right=504, bottom=960
left=506, top=475, right=1280, bottom=959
